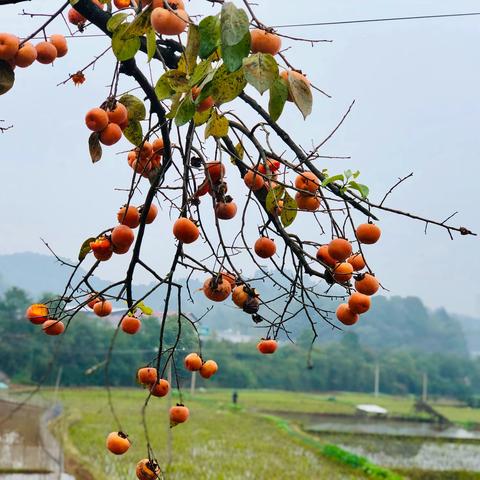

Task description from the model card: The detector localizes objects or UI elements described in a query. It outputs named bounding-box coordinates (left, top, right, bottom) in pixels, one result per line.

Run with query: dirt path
left=0, top=398, right=73, bottom=479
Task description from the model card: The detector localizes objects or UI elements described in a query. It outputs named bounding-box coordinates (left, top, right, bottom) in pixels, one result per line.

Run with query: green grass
left=191, top=388, right=356, bottom=414
left=193, top=389, right=480, bottom=425
left=48, top=388, right=371, bottom=480
left=433, top=405, right=480, bottom=426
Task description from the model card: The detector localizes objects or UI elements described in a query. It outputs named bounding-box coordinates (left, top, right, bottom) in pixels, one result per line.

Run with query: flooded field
left=0, top=399, right=73, bottom=480
left=307, top=414, right=480, bottom=440
left=311, top=429, right=480, bottom=473
left=291, top=412, right=480, bottom=473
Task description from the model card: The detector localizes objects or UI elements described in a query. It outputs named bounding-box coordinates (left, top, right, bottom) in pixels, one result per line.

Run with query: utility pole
left=374, top=363, right=380, bottom=398
left=422, top=372, right=428, bottom=402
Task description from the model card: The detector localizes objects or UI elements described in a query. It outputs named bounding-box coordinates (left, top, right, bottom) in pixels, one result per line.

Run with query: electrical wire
left=271, top=12, right=480, bottom=29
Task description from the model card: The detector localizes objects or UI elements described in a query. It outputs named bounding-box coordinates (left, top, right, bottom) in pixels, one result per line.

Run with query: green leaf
left=222, top=31, right=250, bottom=72
left=287, top=71, right=313, bottom=119
left=268, top=77, right=288, bottom=122
left=119, top=94, right=146, bottom=121
left=344, top=169, right=353, bottom=181
left=199, top=15, right=220, bottom=59
left=265, top=185, right=285, bottom=214
left=178, top=24, right=200, bottom=74
left=207, top=64, right=246, bottom=105
left=175, top=94, right=196, bottom=126
left=163, top=69, right=189, bottom=93
left=112, top=23, right=141, bottom=61
left=220, top=2, right=249, bottom=46
left=155, top=75, right=175, bottom=100
left=78, top=237, right=96, bottom=261
left=156, top=70, right=190, bottom=99
left=281, top=191, right=298, bottom=227
left=123, top=8, right=151, bottom=38
left=348, top=181, right=370, bottom=199
left=88, top=132, right=102, bottom=163
left=243, top=53, right=279, bottom=95
left=193, top=108, right=212, bottom=126
left=123, top=119, right=143, bottom=146
left=205, top=110, right=229, bottom=139
left=322, top=174, right=344, bottom=187
left=353, top=170, right=360, bottom=179
left=136, top=301, right=154, bottom=315
left=107, top=12, right=128, bottom=33
left=230, top=142, right=244, bottom=164
left=189, top=60, right=213, bottom=87
left=0, top=60, right=14, bottom=96
left=146, top=27, right=156, bottom=62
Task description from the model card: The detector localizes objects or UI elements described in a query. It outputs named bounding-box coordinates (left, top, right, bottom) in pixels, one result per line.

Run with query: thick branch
left=72, top=0, right=180, bottom=68
left=0, top=0, right=30, bottom=4
left=119, top=58, right=172, bottom=307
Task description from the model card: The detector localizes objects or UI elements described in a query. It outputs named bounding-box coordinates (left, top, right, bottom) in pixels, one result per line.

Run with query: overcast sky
left=1, top=0, right=479, bottom=317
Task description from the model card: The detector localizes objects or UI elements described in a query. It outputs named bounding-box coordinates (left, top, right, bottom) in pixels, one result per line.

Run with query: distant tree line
left=1, top=287, right=478, bottom=403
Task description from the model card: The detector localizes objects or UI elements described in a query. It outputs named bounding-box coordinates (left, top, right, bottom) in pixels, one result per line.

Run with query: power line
left=272, top=12, right=480, bottom=29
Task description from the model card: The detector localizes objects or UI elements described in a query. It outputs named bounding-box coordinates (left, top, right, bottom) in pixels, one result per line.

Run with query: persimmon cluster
left=0, top=32, right=68, bottom=68
left=90, top=203, right=157, bottom=262
left=103, top=352, right=219, bottom=471
left=317, top=225, right=381, bottom=325
left=85, top=102, right=128, bottom=146
left=25, top=303, right=65, bottom=336
left=127, top=138, right=164, bottom=177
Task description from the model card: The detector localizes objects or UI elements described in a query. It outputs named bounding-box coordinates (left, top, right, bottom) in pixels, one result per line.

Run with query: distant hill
left=455, top=314, right=480, bottom=357
left=0, top=252, right=474, bottom=357
left=355, top=296, right=468, bottom=356
left=0, top=252, right=112, bottom=296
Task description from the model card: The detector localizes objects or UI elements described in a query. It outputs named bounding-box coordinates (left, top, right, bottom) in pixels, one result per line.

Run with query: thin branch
left=18, top=1, right=69, bottom=47
left=379, top=172, right=414, bottom=207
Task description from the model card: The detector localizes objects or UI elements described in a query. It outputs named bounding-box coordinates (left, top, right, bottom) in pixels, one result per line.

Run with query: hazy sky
left=1, top=1, right=479, bottom=316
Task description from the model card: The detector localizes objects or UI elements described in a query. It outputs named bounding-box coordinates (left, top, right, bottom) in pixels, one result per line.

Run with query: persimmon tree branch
left=18, top=1, right=69, bottom=46
left=238, top=92, right=378, bottom=220
left=121, top=130, right=169, bottom=305
left=0, top=0, right=30, bottom=5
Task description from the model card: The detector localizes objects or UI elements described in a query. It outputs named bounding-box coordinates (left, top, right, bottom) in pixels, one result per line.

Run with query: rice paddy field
left=6, top=388, right=480, bottom=479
